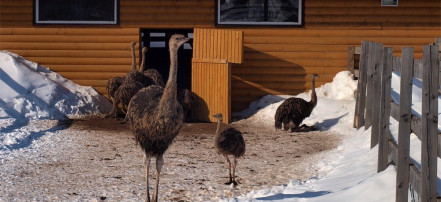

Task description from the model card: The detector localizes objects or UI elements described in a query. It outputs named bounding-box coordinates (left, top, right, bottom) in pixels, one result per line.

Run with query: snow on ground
left=0, top=51, right=111, bottom=150
left=1, top=51, right=435, bottom=201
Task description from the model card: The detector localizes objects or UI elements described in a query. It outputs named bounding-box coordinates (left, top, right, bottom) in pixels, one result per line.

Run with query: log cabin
left=0, top=0, right=440, bottom=123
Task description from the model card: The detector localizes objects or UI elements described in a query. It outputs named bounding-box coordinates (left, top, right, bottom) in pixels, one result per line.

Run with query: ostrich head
left=169, top=34, right=190, bottom=51
left=213, top=113, right=223, bottom=122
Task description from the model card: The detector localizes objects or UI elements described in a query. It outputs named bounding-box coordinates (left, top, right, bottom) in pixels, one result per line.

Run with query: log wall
left=0, top=0, right=440, bottom=113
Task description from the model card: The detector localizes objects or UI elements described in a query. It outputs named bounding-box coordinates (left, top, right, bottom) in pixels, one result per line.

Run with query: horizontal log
left=48, top=65, right=134, bottom=72
left=0, top=35, right=138, bottom=43
left=236, top=59, right=347, bottom=68
left=59, top=72, right=126, bottom=80
left=6, top=50, right=134, bottom=58
left=121, top=7, right=211, bottom=15
left=244, top=51, right=347, bottom=60
left=24, top=57, right=133, bottom=65
left=305, top=0, right=441, bottom=8
left=243, top=29, right=441, bottom=38
left=0, top=42, right=139, bottom=50
left=244, top=36, right=436, bottom=46
left=305, top=7, right=441, bottom=16
left=120, top=1, right=214, bottom=7
left=0, top=27, right=138, bottom=35
left=306, top=15, right=441, bottom=24
left=71, top=79, right=109, bottom=87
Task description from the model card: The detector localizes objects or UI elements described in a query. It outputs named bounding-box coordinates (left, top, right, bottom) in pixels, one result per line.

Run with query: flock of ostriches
left=102, top=34, right=319, bottom=202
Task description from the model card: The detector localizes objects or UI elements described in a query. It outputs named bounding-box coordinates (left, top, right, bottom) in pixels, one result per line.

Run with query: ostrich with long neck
left=125, top=34, right=189, bottom=202
left=274, top=74, right=319, bottom=132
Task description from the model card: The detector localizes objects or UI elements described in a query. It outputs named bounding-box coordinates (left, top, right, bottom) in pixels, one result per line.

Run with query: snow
left=0, top=51, right=437, bottom=201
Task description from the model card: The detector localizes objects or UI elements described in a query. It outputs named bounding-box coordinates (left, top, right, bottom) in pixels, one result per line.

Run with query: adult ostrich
left=104, top=42, right=138, bottom=112
left=274, top=74, right=319, bottom=132
left=139, top=47, right=165, bottom=87
left=125, top=34, right=189, bottom=202
left=104, top=43, right=153, bottom=119
left=213, top=113, right=245, bottom=186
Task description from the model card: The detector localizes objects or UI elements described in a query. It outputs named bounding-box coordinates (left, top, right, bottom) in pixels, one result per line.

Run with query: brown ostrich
left=213, top=113, right=245, bottom=186
left=125, top=34, right=189, bottom=202
left=104, top=42, right=138, bottom=115
left=274, top=74, right=319, bottom=132
left=104, top=42, right=153, bottom=119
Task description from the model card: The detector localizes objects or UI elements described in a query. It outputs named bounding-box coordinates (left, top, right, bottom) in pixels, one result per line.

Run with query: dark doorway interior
left=139, top=29, right=193, bottom=91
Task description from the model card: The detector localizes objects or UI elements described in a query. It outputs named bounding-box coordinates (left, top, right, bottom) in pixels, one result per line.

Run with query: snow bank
left=0, top=51, right=111, bottom=120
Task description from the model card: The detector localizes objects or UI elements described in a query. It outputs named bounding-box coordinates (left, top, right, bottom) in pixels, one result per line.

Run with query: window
left=34, top=0, right=119, bottom=25
left=381, top=0, right=398, bottom=6
left=217, top=0, right=302, bottom=26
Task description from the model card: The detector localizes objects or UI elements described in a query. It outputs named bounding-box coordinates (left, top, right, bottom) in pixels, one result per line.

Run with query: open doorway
left=139, top=29, right=193, bottom=91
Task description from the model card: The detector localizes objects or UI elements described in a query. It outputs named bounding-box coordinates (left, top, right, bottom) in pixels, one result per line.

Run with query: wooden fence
left=354, top=40, right=440, bottom=201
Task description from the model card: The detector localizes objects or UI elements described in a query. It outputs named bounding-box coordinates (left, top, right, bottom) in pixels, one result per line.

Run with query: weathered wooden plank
left=354, top=41, right=369, bottom=128
left=414, top=59, right=423, bottom=80
left=371, top=42, right=384, bottom=147
left=420, top=45, right=439, bottom=202
left=365, top=41, right=377, bottom=130
left=347, top=46, right=355, bottom=74
left=378, top=47, right=393, bottom=172
left=396, top=47, right=414, bottom=202
left=409, top=164, right=422, bottom=199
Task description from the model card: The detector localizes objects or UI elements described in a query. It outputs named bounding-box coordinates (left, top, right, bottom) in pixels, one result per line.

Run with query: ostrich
left=140, top=47, right=165, bottom=87
left=103, top=42, right=137, bottom=118
left=104, top=42, right=153, bottom=119
left=274, top=74, right=319, bottom=132
left=213, top=113, right=245, bottom=186
left=125, top=34, right=189, bottom=202
left=178, top=88, right=193, bottom=122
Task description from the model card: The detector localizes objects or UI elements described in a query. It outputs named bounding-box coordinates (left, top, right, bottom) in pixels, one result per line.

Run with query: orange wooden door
left=191, top=28, right=243, bottom=123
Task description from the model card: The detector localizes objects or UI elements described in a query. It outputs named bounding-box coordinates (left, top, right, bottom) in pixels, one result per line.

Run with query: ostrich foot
left=224, top=179, right=238, bottom=186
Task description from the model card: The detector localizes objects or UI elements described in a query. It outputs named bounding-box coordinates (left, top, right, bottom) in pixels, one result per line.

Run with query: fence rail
left=353, top=39, right=440, bottom=202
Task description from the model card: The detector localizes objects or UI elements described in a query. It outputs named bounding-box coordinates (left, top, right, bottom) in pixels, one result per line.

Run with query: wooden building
left=0, top=0, right=440, bottom=122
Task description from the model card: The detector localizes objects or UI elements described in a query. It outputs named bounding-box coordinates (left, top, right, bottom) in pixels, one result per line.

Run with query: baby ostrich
left=274, top=74, right=319, bottom=132
left=125, top=34, right=189, bottom=202
left=140, top=47, right=165, bottom=87
left=213, top=113, right=245, bottom=186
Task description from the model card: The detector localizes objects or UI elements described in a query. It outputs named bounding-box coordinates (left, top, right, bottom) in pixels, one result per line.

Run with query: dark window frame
left=216, top=0, right=303, bottom=27
left=33, top=0, right=119, bottom=25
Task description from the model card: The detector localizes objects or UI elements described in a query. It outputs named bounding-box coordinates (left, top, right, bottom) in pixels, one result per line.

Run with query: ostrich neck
left=131, top=45, right=136, bottom=70
left=310, top=77, right=317, bottom=107
left=157, top=47, right=179, bottom=115
left=215, top=119, right=222, bottom=142
left=140, top=50, right=146, bottom=72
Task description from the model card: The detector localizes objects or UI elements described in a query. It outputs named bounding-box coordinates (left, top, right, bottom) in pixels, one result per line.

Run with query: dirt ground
left=0, top=116, right=342, bottom=201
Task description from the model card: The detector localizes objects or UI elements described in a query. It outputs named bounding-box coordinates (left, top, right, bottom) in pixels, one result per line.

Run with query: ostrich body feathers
left=127, top=85, right=184, bottom=156
left=215, top=127, right=246, bottom=158
left=274, top=97, right=315, bottom=131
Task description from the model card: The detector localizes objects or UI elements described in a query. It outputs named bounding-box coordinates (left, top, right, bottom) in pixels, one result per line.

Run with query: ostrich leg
left=144, top=153, right=151, bottom=202
left=232, top=157, right=238, bottom=185
left=224, top=155, right=233, bottom=184
left=152, top=154, right=164, bottom=202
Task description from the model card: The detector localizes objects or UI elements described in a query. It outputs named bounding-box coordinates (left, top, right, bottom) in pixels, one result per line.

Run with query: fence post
left=354, top=41, right=370, bottom=128
left=377, top=47, right=393, bottom=172
left=420, top=45, right=439, bottom=202
left=395, top=47, right=414, bottom=202
left=365, top=41, right=377, bottom=130
left=371, top=42, right=384, bottom=148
